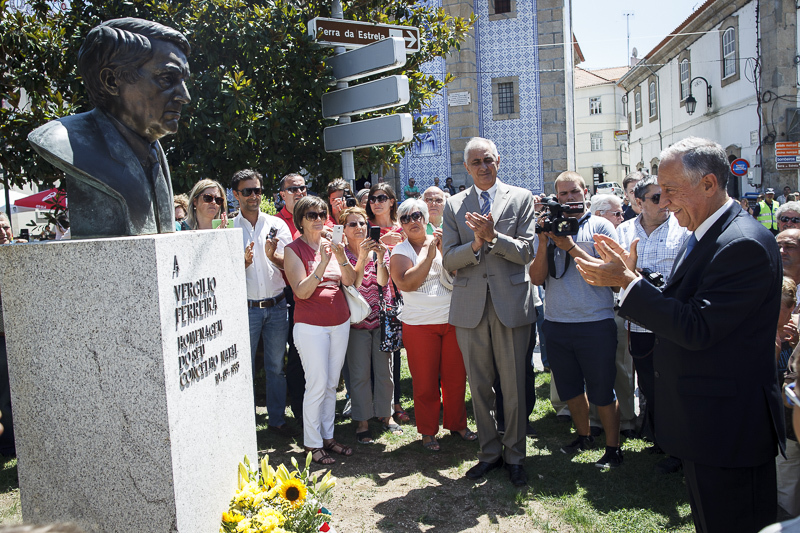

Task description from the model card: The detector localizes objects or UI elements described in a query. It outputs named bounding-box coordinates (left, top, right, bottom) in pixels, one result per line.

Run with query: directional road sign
left=776, top=142, right=800, bottom=150
left=777, top=162, right=800, bottom=170
left=327, top=36, right=407, bottom=82
left=324, top=114, right=413, bottom=152
left=322, top=75, right=409, bottom=119
left=777, top=156, right=800, bottom=163
left=309, top=17, right=420, bottom=53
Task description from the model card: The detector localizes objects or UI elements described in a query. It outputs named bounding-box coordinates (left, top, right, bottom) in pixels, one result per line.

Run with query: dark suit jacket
left=620, top=201, right=785, bottom=467
left=28, top=108, right=175, bottom=238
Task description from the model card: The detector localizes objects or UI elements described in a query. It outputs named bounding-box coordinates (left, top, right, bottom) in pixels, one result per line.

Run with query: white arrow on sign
left=389, top=28, right=417, bottom=49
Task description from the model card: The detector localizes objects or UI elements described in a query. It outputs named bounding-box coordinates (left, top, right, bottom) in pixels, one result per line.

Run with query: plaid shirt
left=617, top=214, right=690, bottom=333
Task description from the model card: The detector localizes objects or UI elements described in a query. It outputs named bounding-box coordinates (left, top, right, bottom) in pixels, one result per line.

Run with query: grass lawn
left=0, top=354, right=694, bottom=532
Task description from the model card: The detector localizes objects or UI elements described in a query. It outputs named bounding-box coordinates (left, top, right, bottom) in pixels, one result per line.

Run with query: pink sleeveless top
left=286, top=238, right=350, bottom=326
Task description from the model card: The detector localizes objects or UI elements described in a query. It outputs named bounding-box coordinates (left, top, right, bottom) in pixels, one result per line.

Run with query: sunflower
left=278, top=478, right=307, bottom=506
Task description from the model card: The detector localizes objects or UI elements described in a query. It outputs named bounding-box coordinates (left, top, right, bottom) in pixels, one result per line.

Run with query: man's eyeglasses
left=785, top=383, right=800, bottom=408
left=780, top=216, right=800, bottom=224
left=399, top=211, right=425, bottom=224
left=283, top=186, right=306, bottom=194
left=345, top=221, right=367, bottom=228
left=605, top=211, right=624, bottom=217
left=202, top=194, right=224, bottom=206
left=303, top=211, right=327, bottom=221
left=425, top=198, right=445, bottom=205
left=369, top=194, right=390, bottom=204
left=644, top=193, right=661, bottom=204
left=238, top=187, right=262, bottom=197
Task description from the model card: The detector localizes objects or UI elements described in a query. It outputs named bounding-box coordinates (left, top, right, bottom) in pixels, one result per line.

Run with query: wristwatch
left=489, top=235, right=498, bottom=246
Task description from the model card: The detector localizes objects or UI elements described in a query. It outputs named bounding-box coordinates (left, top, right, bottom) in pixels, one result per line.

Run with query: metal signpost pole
left=332, top=0, right=356, bottom=186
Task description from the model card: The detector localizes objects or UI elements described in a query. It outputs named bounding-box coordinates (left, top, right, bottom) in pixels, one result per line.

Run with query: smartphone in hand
left=332, top=225, right=344, bottom=245
left=369, top=226, right=381, bottom=242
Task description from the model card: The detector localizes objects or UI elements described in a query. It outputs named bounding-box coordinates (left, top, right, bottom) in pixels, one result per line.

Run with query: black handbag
left=378, top=269, right=404, bottom=352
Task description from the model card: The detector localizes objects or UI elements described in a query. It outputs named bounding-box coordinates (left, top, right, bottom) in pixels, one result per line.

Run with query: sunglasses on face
left=346, top=221, right=367, bottom=228
left=303, top=211, right=327, bottom=221
left=202, top=194, right=224, bottom=206
left=644, top=193, right=661, bottom=204
left=606, top=211, right=623, bottom=217
left=399, top=211, right=424, bottom=224
left=283, top=185, right=306, bottom=194
left=238, top=187, right=262, bottom=197
left=780, top=216, right=800, bottom=224
left=369, top=194, right=390, bottom=204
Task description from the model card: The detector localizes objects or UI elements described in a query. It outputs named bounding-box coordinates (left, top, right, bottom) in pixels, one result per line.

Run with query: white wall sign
left=448, top=91, right=471, bottom=107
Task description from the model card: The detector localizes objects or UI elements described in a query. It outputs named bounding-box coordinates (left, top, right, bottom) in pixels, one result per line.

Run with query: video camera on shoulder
left=535, top=195, right=584, bottom=236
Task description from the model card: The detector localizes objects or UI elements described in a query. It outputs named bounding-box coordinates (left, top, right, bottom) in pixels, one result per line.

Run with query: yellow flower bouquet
left=220, top=453, right=337, bottom=533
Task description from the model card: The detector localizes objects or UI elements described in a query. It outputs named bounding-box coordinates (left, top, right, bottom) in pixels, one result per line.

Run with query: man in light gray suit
left=442, top=137, right=537, bottom=487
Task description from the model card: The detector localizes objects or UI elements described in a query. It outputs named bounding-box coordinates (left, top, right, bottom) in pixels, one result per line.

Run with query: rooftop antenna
left=623, top=12, right=635, bottom=65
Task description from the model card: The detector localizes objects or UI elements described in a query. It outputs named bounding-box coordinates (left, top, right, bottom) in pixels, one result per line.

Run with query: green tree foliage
left=0, top=0, right=474, bottom=194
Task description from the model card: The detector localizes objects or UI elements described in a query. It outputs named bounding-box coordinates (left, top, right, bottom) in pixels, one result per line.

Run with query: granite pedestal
left=0, top=230, right=257, bottom=532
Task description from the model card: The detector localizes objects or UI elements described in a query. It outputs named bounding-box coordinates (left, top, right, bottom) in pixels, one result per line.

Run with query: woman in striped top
left=340, top=207, right=400, bottom=444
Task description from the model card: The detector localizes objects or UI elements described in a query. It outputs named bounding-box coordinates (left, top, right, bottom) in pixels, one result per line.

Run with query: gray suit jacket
left=442, top=181, right=536, bottom=329
left=28, top=108, right=175, bottom=238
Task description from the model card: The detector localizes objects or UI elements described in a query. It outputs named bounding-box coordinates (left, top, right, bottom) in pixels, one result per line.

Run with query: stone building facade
left=399, top=0, right=570, bottom=195
left=618, top=0, right=800, bottom=195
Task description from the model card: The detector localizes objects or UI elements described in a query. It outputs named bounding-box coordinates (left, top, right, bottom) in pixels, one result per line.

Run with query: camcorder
left=535, top=196, right=585, bottom=236
left=343, top=191, right=357, bottom=208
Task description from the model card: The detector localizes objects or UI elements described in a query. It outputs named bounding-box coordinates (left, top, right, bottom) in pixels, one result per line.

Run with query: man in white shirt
left=231, top=169, right=296, bottom=437
left=616, top=175, right=689, bottom=473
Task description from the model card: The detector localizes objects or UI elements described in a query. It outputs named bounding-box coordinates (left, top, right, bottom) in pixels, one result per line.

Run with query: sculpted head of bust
left=78, top=18, right=192, bottom=143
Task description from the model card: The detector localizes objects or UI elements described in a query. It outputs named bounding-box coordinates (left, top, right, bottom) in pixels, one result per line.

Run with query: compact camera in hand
left=535, top=196, right=584, bottom=236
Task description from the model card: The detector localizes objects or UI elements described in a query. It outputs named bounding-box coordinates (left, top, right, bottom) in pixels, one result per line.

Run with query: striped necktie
left=480, top=191, right=491, bottom=216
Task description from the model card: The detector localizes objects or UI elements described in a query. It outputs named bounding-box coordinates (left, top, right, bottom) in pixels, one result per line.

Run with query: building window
left=649, top=81, right=657, bottom=118
left=495, top=0, right=510, bottom=13
left=491, top=76, right=519, bottom=120
left=591, top=132, right=603, bottom=151
left=590, top=97, right=602, bottom=115
left=680, top=59, right=690, bottom=101
left=722, top=28, right=735, bottom=78
left=634, top=89, right=642, bottom=126
left=489, top=0, right=516, bottom=19
left=498, top=82, right=514, bottom=114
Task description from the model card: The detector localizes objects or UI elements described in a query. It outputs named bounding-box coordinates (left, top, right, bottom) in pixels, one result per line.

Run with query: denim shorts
left=543, top=318, right=617, bottom=406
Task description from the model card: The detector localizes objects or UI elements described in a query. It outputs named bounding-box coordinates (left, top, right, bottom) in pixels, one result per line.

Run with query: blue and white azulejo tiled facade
left=400, top=0, right=545, bottom=195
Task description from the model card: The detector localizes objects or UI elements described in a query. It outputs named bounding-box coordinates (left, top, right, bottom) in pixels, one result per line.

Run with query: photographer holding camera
left=326, top=178, right=357, bottom=228
left=615, top=175, right=689, bottom=473
left=529, top=171, right=623, bottom=468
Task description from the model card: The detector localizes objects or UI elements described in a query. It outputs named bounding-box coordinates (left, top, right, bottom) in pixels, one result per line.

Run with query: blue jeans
left=248, top=300, right=290, bottom=427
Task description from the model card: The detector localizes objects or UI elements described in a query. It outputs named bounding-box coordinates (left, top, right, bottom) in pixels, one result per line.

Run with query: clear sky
left=572, top=0, right=707, bottom=70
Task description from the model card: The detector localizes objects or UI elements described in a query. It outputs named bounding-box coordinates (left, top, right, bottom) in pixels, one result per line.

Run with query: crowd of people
left=20, top=134, right=786, bottom=532
left=0, top=131, right=797, bottom=530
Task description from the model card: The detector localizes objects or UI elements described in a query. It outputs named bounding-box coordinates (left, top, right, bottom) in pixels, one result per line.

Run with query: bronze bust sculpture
left=28, top=18, right=191, bottom=238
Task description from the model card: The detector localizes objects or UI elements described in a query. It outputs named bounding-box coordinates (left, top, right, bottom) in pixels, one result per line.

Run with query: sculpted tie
left=148, top=143, right=175, bottom=232
left=480, top=191, right=492, bottom=217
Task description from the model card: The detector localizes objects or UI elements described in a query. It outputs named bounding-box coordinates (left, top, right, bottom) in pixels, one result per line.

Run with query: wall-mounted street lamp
left=685, top=76, right=712, bottom=115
